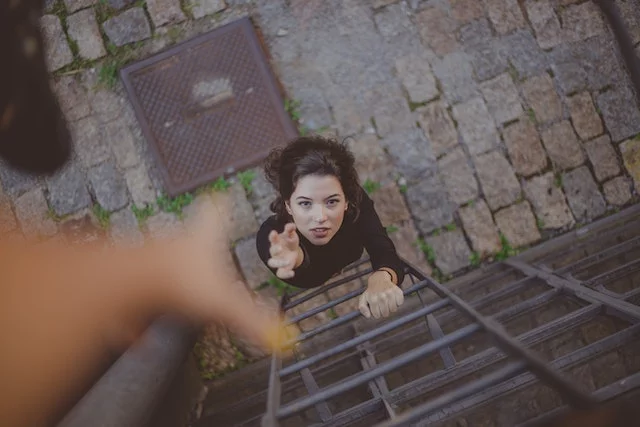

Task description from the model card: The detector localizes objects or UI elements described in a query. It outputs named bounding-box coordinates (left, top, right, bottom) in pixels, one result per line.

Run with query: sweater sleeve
left=356, top=189, right=406, bottom=286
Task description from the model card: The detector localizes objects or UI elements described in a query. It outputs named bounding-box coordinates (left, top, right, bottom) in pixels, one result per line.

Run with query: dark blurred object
left=0, top=0, right=72, bottom=176
left=528, top=397, right=640, bottom=427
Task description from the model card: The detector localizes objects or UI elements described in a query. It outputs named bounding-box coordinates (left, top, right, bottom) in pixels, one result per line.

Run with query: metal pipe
left=423, top=275, right=597, bottom=409
left=285, top=279, right=434, bottom=346
left=276, top=323, right=481, bottom=418
left=280, top=298, right=450, bottom=377
left=375, top=361, right=528, bottom=427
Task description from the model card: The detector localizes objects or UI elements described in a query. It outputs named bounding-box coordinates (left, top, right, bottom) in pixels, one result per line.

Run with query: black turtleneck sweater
left=255, top=189, right=405, bottom=289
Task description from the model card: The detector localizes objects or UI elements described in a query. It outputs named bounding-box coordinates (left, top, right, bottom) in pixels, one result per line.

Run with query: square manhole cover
left=121, top=17, right=298, bottom=197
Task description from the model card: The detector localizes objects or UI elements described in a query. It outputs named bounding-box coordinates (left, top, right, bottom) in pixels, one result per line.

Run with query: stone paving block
left=459, top=199, right=501, bottom=255
left=426, top=230, right=472, bottom=275
left=70, top=116, right=111, bottom=168
left=347, top=135, right=394, bottom=184
left=417, top=102, right=458, bottom=158
left=67, top=9, right=106, bottom=60
left=521, top=73, right=562, bottom=124
left=502, top=118, right=547, bottom=177
left=372, top=0, right=400, bottom=9
left=380, top=129, right=436, bottom=183
left=46, top=163, right=92, bottom=217
left=53, top=76, right=91, bottom=122
left=370, top=89, right=414, bottom=138
left=88, top=161, right=129, bottom=212
left=147, top=0, right=187, bottom=27
left=64, top=0, right=94, bottom=12
left=547, top=45, right=589, bottom=95
left=235, top=237, right=272, bottom=290
left=459, top=18, right=493, bottom=49
left=596, top=88, right=640, bottom=143
left=125, top=164, right=157, bottom=207
left=620, top=138, right=640, bottom=192
left=394, top=55, right=438, bottom=104
left=372, top=2, right=418, bottom=45
left=584, top=135, right=620, bottom=182
left=107, top=0, right=135, bottom=9
left=89, top=89, right=124, bottom=124
left=525, top=0, right=563, bottom=49
left=567, top=92, right=603, bottom=141
left=437, top=148, right=478, bottom=206
left=577, top=36, right=626, bottom=91
left=451, top=0, right=485, bottom=24
left=479, top=73, right=523, bottom=125
left=59, top=211, right=104, bottom=245
left=0, top=162, right=39, bottom=198
left=0, top=186, right=17, bottom=234
left=603, top=176, right=632, bottom=206
left=540, top=120, right=585, bottom=170
left=504, top=30, right=549, bottom=79
left=469, top=40, right=510, bottom=82
left=432, top=52, right=478, bottom=104
left=189, top=0, right=227, bottom=19
left=560, top=1, right=606, bottom=43
left=452, top=97, right=499, bottom=156
left=494, top=201, right=541, bottom=248
left=484, top=0, right=527, bottom=35
left=102, top=8, right=152, bottom=47
left=617, top=0, right=640, bottom=45
left=405, top=174, right=455, bottom=234
left=332, top=97, right=366, bottom=136
left=524, top=172, right=575, bottom=229
left=40, top=15, right=73, bottom=72
left=104, top=119, right=139, bottom=169
left=246, top=168, right=277, bottom=225
left=415, top=6, right=459, bottom=57
left=210, top=182, right=259, bottom=242
left=562, top=166, right=606, bottom=222
left=145, top=211, right=184, bottom=240
left=109, top=207, right=144, bottom=246
left=388, top=221, right=432, bottom=276
left=14, top=188, right=57, bottom=239
left=474, top=150, right=521, bottom=211
left=370, top=183, right=411, bottom=226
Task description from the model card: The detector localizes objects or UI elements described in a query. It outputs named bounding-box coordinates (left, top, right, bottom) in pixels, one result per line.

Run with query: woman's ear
left=285, top=201, right=293, bottom=216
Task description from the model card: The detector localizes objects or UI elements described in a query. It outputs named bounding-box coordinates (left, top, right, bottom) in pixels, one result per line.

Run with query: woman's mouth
left=310, top=227, right=330, bottom=238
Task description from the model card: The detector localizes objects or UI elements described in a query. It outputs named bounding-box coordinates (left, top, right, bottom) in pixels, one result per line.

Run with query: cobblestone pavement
left=9, top=0, right=640, bottom=367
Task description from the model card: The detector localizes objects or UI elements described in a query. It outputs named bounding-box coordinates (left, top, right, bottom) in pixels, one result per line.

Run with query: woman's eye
left=299, top=201, right=311, bottom=207
left=327, top=199, right=339, bottom=206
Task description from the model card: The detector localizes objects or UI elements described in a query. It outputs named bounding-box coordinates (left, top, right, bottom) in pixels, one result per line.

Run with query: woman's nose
left=314, top=205, right=328, bottom=222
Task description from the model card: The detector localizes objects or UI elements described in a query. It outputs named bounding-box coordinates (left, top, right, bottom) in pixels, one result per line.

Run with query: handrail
left=57, top=317, right=197, bottom=427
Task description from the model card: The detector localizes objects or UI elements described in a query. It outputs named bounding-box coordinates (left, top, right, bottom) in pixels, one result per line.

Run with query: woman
left=256, top=136, right=405, bottom=319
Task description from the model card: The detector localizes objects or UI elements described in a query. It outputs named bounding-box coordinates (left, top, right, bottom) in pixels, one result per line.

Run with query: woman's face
left=285, top=174, right=348, bottom=246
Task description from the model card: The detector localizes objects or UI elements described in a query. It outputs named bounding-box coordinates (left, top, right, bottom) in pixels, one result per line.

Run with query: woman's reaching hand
left=267, top=223, right=302, bottom=280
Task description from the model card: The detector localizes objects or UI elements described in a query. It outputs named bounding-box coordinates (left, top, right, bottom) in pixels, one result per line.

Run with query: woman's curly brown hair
left=264, top=135, right=363, bottom=223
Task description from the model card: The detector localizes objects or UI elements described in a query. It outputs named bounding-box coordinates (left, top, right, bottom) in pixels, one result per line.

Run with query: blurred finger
left=284, top=223, right=296, bottom=237
left=268, top=258, right=287, bottom=269
left=358, top=294, right=371, bottom=318
left=388, top=293, right=399, bottom=313
left=268, top=230, right=279, bottom=245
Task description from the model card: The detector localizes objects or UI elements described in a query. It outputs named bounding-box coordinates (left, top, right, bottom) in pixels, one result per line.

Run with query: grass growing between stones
left=238, top=170, right=255, bottom=196
left=193, top=337, right=249, bottom=381
left=157, top=193, right=194, bottom=219
left=93, top=204, right=111, bottom=229
left=131, top=203, right=154, bottom=225
left=257, top=275, right=298, bottom=297
left=47, top=208, right=69, bottom=222
left=494, top=233, right=518, bottom=261
left=386, top=224, right=399, bottom=234
left=469, top=251, right=481, bottom=267
left=363, top=179, right=381, bottom=195
left=416, top=238, right=436, bottom=264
